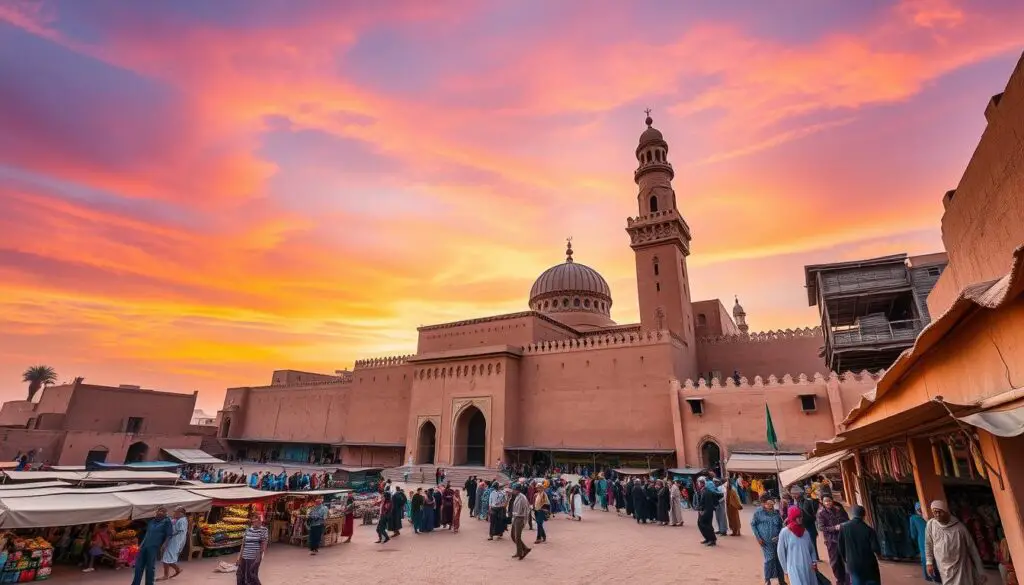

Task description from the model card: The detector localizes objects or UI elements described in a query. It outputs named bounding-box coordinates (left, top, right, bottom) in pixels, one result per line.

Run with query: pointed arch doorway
left=453, top=405, right=486, bottom=466
left=700, top=439, right=722, bottom=475
left=417, top=421, right=437, bottom=464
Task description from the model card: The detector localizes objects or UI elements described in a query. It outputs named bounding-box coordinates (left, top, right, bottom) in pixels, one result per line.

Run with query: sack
left=814, top=569, right=832, bottom=585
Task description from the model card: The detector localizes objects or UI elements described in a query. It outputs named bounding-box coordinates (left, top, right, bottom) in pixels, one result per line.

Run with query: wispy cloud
left=0, top=0, right=1019, bottom=409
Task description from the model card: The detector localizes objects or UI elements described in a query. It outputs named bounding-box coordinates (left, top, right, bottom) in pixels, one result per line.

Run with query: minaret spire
left=565, top=237, right=574, bottom=263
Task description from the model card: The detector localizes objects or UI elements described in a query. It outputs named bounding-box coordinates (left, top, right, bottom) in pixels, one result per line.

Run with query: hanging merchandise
left=947, top=484, right=1002, bottom=567
left=860, top=443, right=913, bottom=481
left=867, top=481, right=918, bottom=560
left=933, top=433, right=986, bottom=482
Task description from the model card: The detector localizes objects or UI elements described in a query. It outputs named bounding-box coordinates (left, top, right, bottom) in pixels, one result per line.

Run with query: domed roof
left=530, top=260, right=612, bottom=300
left=733, top=295, right=746, bottom=316
left=638, top=114, right=665, bottom=147
left=529, top=240, right=612, bottom=303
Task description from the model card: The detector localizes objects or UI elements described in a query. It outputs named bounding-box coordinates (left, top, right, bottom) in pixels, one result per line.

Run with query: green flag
left=766, top=403, right=779, bottom=451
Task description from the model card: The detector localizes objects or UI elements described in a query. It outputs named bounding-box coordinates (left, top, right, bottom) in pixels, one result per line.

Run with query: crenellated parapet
left=523, top=329, right=670, bottom=355
left=242, top=377, right=353, bottom=391
left=697, top=326, right=822, bottom=345
left=680, top=369, right=884, bottom=390
left=353, top=354, right=414, bottom=369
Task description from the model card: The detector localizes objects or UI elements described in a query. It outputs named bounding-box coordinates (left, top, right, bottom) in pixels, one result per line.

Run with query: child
left=82, top=524, right=116, bottom=572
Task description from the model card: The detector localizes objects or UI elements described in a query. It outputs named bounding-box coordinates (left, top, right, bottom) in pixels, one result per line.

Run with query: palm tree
left=22, top=365, right=57, bottom=402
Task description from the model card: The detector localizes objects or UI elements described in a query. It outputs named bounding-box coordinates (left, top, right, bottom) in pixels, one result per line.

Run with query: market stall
left=725, top=453, right=808, bottom=501
left=332, top=467, right=383, bottom=491
left=270, top=489, right=351, bottom=547
left=184, top=485, right=277, bottom=557
left=857, top=441, right=920, bottom=561
left=0, top=532, right=53, bottom=582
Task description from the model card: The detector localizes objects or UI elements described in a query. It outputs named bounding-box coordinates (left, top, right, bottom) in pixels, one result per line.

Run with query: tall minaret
left=733, top=296, right=749, bottom=334
left=625, top=111, right=695, bottom=340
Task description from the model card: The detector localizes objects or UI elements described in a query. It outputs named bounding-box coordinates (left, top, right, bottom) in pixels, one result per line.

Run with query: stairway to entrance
left=382, top=464, right=510, bottom=486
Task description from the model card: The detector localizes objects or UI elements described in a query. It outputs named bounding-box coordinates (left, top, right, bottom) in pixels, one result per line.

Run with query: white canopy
left=0, top=462, right=19, bottom=470
left=0, top=481, right=69, bottom=491
left=116, top=489, right=212, bottom=517
left=778, top=450, right=851, bottom=488
left=725, top=453, right=806, bottom=474
left=959, top=405, right=1024, bottom=438
left=0, top=486, right=215, bottom=528
left=0, top=492, right=133, bottom=529
left=162, top=449, right=224, bottom=465
left=0, top=485, right=161, bottom=499
left=1, top=470, right=181, bottom=484
left=184, top=486, right=276, bottom=502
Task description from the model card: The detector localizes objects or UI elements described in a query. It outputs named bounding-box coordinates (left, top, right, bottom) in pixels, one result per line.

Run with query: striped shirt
left=240, top=526, right=269, bottom=560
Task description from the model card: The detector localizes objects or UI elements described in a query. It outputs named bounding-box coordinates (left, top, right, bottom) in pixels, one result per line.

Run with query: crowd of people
left=176, top=464, right=1006, bottom=584
left=180, top=465, right=338, bottom=492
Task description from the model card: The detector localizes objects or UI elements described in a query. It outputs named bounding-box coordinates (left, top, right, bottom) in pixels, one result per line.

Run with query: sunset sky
left=0, top=0, right=1021, bottom=412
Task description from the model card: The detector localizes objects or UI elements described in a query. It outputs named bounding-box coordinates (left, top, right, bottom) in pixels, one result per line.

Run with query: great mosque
left=212, top=115, right=880, bottom=473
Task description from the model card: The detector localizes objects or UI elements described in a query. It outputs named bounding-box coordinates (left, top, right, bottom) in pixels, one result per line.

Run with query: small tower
left=625, top=111, right=694, bottom=339
left=733, top=296, right=749, bottom=335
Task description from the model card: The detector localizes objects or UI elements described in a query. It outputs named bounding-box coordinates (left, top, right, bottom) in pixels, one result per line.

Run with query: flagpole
left=765, top=400, right=782, bottom=498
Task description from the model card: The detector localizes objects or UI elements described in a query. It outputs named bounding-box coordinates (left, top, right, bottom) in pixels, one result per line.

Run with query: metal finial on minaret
left=644, top=108, right=653, bottom=127
left=565, top=237, right=574, bottom=263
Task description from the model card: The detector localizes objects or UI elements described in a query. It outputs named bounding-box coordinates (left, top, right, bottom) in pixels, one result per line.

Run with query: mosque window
left=656, top=282, right=661, bottom=292
left=573, top=298, right=581, bottom=307
left=649, top=195, right=659, bottom=213
left=653, top=262, right=660, bottom=276
left=562, top=298, right=569, bottom=307
left=584, top=299, right=591, bottom=308
left=697, top=313, right=707, bottom=327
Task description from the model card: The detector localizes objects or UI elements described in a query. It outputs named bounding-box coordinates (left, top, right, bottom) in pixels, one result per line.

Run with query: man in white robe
left=925, top=500, right=986, bottom=585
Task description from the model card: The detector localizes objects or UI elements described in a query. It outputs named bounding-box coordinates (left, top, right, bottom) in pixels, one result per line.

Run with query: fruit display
left=0, top=533, right=52, bottom=583
left=198, top=506, right=250, bottom=549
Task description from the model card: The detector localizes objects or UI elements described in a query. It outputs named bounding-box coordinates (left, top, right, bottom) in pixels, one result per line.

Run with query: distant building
left=191, top=409, right=217, bottom=426
left=0, top=379, right=215, bottom=466
left=804, top=252, right=948, bottom=373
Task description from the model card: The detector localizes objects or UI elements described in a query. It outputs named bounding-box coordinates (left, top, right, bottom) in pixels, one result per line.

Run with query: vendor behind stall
left=82, top=524, right=116, bottom=573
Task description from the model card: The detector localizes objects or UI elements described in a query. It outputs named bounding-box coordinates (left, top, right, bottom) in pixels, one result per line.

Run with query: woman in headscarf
left=477, top=481, right=491, bottom=521
left=451, top=488, right=462, bottom=533
left=339, top=493, right=355, bottom=543
left=596, top=474, right=608, bottom=511
left=656, top=480, right=670, bottom=525
left=751, top=495, right=785, bottom=585
left=440, top=482, right=454, bottom=529
left=669, top=480, right=684, bottom=526
left=777, top=506, right=818, bottom=585
left=431, top=487, right=443, bottom=529
left=571, top=484, right=584, bottom=521
left=816, top=494, right=849, bottom=584
left=727, top=481, right=744, bottom=536
left=421, top=488, right=436, bottom=533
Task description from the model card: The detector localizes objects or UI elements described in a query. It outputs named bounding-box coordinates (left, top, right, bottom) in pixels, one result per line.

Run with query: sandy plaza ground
left=52, top=485, right=980, bottom=585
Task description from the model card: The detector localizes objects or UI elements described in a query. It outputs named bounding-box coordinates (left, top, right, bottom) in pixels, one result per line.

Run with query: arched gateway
left=452, top=405, right=486, bottom=466
left=417, top=420, right=437, bottom=464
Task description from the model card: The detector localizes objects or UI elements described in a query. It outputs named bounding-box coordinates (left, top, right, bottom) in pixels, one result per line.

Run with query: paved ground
left=58, top=494, right=993, bottom=585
